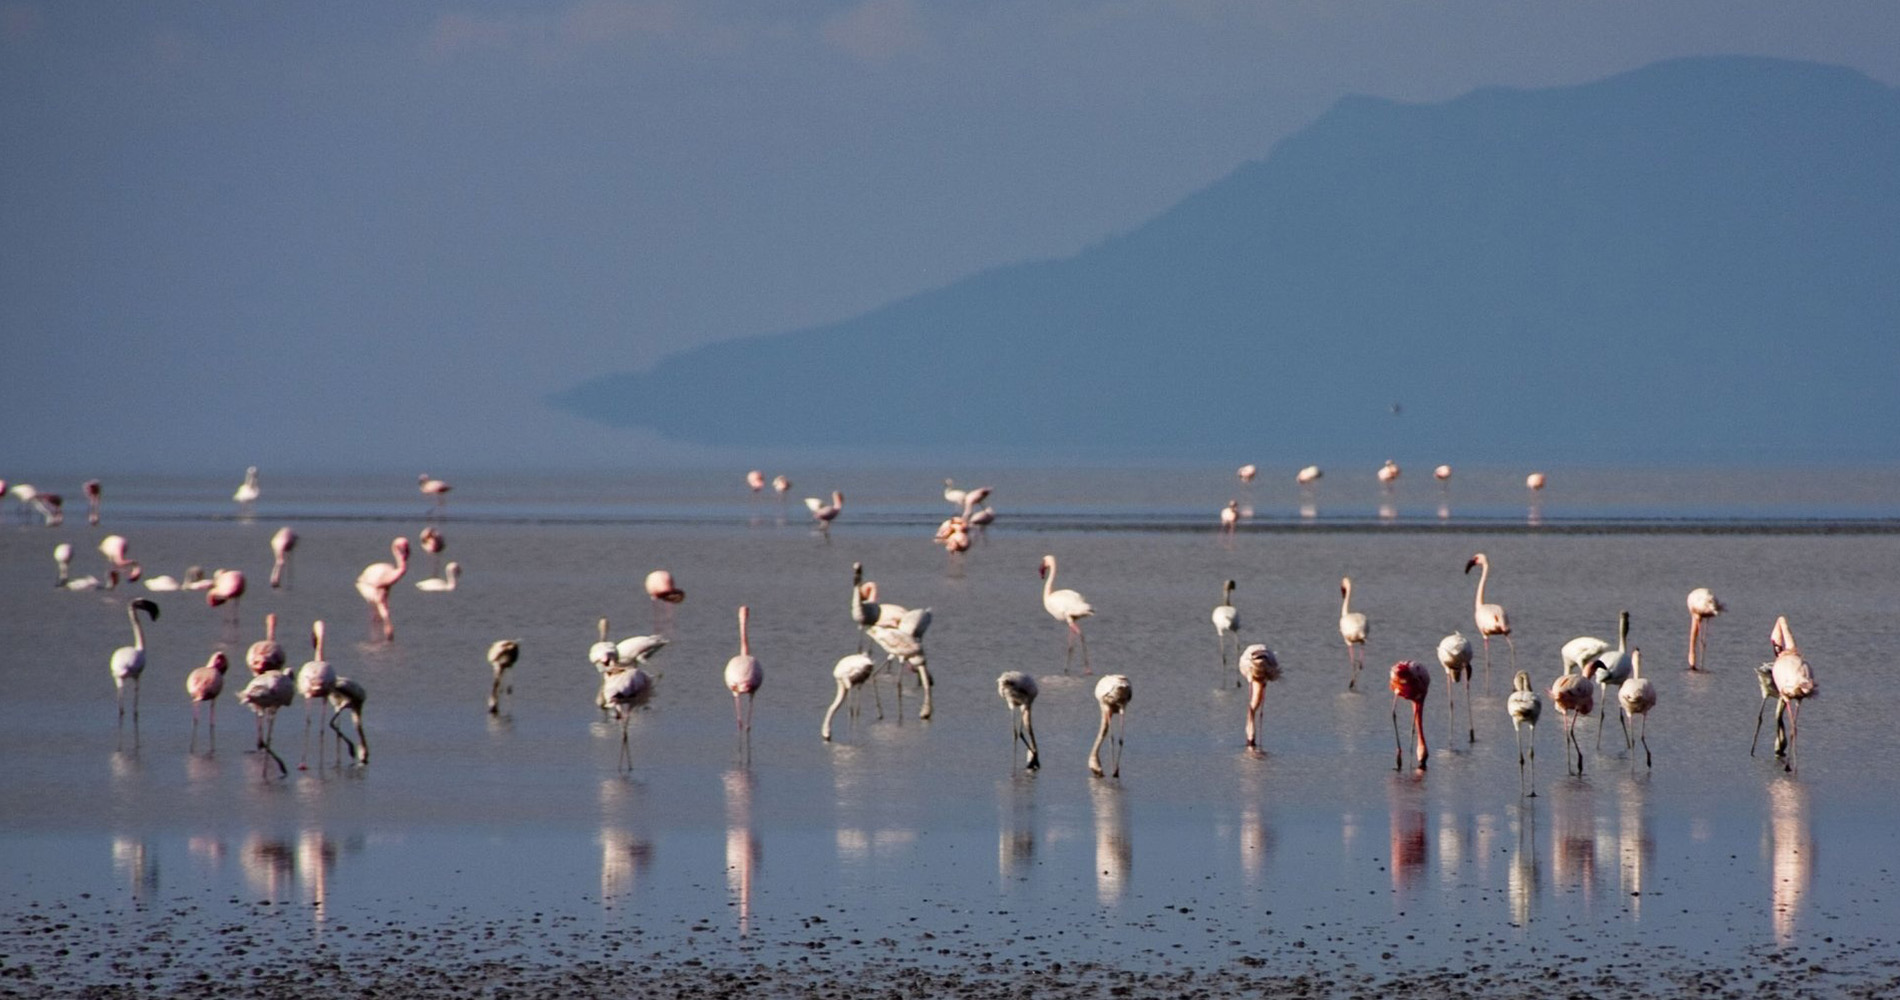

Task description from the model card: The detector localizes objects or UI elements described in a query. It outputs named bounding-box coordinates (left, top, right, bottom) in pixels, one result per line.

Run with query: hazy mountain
left=553, top=57, right=1900, bottom=464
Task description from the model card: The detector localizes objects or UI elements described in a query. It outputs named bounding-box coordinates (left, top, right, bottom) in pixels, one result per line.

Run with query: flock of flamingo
left=19, top=462, right=1820, bottom=792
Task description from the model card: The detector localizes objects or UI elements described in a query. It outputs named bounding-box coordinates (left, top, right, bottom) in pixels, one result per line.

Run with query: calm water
left=2, top=467, right=1897, bottom=990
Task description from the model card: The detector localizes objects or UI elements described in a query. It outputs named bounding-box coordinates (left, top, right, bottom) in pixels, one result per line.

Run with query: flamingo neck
left=1340, top=581, right=1352, bottom=615
left=129, top=605, right=146, bottom=650
left=1473, top=561, right=1489, bottom=609
left=1043, top=560, right=1057, bottom=600
left=738, top=609, right=751, bottom=656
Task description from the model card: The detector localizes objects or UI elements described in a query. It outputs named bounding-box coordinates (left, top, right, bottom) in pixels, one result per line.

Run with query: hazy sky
left=5, top=2, right=1896, bottom=473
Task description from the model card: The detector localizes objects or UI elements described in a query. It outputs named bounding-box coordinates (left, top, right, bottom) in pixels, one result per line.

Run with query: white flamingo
left=1768, top=616, right=1816, bottom=772
left=109, top=598, right=160, bottom=727
left=997, top=671, right=1041, bottom=770
left=297, top=622, right=337, bottom=768
left=1211, top=579, right=1240, bottom=671
left=269, top=526, right=297, bottom=589
left=805, top=491, right=844, bottom=532
left=415, top=561, right=461, bottom=592
left=821, top=653, right=879, bottom=742
left=1039, top=554, right=1094, bottom=673
left=1548, top=660, right=1596, bottom=776
left=1464, top=553, right=1515, bottom=678
left=1619, top=649, right=1658, bottom=767
left=1507, top=670, right=1543, bottom=796
left=1239, top=644, right=1281, bottom=749
left=1591, top=611, right=1634, bottom=749
left=1436, top=631, right=1474, bottom=743
left=724, top=606, right=764, bottom=740
left=326, top=677, right=369, bottom=764
left=602, top=662, right=653, bottom=770
left=53, top=542, right=71, bottom=587
left=1087, top=674, right=1133, bottom=778
left=1338, top=576, right=1368, bottom=690
left=233, top=467, right=260, bottom=504
left=1687, top=587, right=1725, bottom=670
left=486, top=639, right=520, bottom=715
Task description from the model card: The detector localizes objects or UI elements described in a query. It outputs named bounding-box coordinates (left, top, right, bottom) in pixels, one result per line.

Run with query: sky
left=4, top=1, right=1897, bottom=474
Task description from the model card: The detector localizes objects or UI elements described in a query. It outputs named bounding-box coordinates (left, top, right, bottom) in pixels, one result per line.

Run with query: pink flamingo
left=1619, top=649, right=1658, bottom=767
left=1377, top=459, right=1401, bottom=489
left=1686, top=587, right=1724, bottom=670
left=354, top=537, right=411, bottom=641
left=1040, top=554, right=1094, bottom=673
left=1768, top=616, right=1817, bottom=772
left=745, top=469, right=766, bottom=493
left=297, top=621, right=337, bottom=769
left=1088, top=674, right=1133, bottom=778
left=805, top=490, right=844, bottom=533
left=602, top=662, right=653, bottom=770
left=1506, top=670, right=1543, bottom=796
left=98, top=535, right=141, bottom=581
left=186, top=651, right=229, bottom=751
left=1548, top=660, right=1596, bottom=775
left=238, top=631, right=299, bottom=777
left=246, top=612, right=287, bottom=676
left=1389, top=660, right=1431, bottom=769
left=1219, top=500, right=1240, bottom=534
left=418, top=473, right=451, bottom=508
left=1240, top=643, right=1281, bottom=749
left=84, top=479, right=101, bottom=526
left=996, top=671, right=1040, bottom=769
left=645, top=569, right=685, bottom=633
left=206, top=569, right=246, bottom=630
left=269, top=526, right=297, bottom=588
left=1464, top=553, right=1515, bottom=678
left=418, top=525, right=445, bottom=578
left=1237, top=464, right=1258, bottom=484
left=724, top=606, right=764, bottom=744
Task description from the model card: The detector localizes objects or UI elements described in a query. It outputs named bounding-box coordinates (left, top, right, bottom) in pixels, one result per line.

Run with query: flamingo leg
left=1782, top=699, right=1800, bottom=772
left=1638, top=714, right=1651, bottom=768
left=1751, top=693, right=1772, bottom=756
left=1111, top=709, right=1125, bottom=778
left=1022, top=707, right=1040, bottom=771
left=190, top=704, right=201, bottom=753
left=1464, top=675, right=1475, bottom=744
left=301, top=700, right=316, bottom=769
left=1527, top=723, right=1537, bottom=796
left=619, top=714, right=633, bottom=771
left=915, top=663, right=933, bottom=720
left=1391, top=694, right=1404, bottom=770
left=1076, top=623, right=1091, bottom=675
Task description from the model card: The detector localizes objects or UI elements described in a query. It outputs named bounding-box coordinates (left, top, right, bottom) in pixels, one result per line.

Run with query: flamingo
left=418, top=525, right=445, bottom=578
left=1436, top=631, right=1475, bottom=743
left=206, top=569, right=246, bottom=629
left=602, top=662, right=653, bottom=771
left=1560, top=631, right=1612, bottom=678
left=1087, top=674, right=1133, bottom=778
left=297, top=622, right=337, bottom=768
left=849, top=563, right=880, bottom=651
left=1039, top=554, right=1094, bottom=673
left=821, top=653, right=879, bottom=741
left=486, top=639, right=519, bottom=715
left=805, top=491, right=844, bottom=532
left=53, top=542, right=71, bottom=587
left=98, top=535, right=140, bottom=581
left=1526, top=472, right=1547, bottom=492
left=354, top=537, right=410, bottom=641
left=746, top=469, right=766, bottom=493
left=1219, top=500, right=1240, bottom=534
left=1377, top=459, right=1401, bottom=488
left=418, top=473, right=451, bottom=507
left=1548, top=660, right=1596, bottom=775
left=415, top=561, right=461, bottom=592
left=645, top=569, right=685, bottom=633
left=1591, top=611, right=1634, bottom=749
left=237, top=626, right=299, bottom=776
left=1389, top=660, right=1431, bottom=769
left=246, top=612, right=286, bottom=676
left=997, top=671, right=1041, bottom=769
left=940, top=516, right=971, bottom=554
left=614, top=631, right=668, bottom=672
left=1464, top=553, right=1515, bottom=678
left=31, top=492, right=61, bottom=527
left=867, top=603, right=933, bottom=720
left=1296, top=465, right=1322, bottom=487
left=1768, top=616, right=1816, bottom=771
left=109, top=598, right=160, bottom=727
left=590, top=617, right=620, bottom=680
left=772, top=475, right=792, bottom=504
left=185, top=650, right=228, bottom=751
left=233, top=467, right=260, bottom=504
left=1211, top=579, right=1241, bottom=671
left=1239, top=643, right=1281, bottom=749
left=142, top=572, right=183, bottom=592
left=1433, top=465, right=1452, bottom=486
left=1338, top=576, right=1369, bottom=690
left=968, top=505, right=996, bottom=532
left=64, top=570, right=117, bottom=592
left=84, top=479, right=101, bottom=525
left=724, top=606, right=764, bottom=739
left=943, top=479, right=990, bottom=510
left=1687, top=587, right=1724, bottom=670
left=269, top=527, right=297, bottom=589
left=1507, top=670, right=1543, bottom=796
left=326, top=677, right=368, bottom=764
left=1618, top=649, right=1658, bottom=767
left=1237, top=464, right=1258, bottom=484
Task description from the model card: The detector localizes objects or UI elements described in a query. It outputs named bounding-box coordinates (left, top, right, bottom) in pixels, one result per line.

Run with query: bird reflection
left=1508, top=806, right=1540, bottom=927
left=1768, top=777, right=1814, bottom=946
left=1090, top=781, right=1130, bottom=905
left=297, top=830, right=339, bottom=934
left=725, top=769, right=761, bottom=937
left=1550, top=785, right=1600, bottom=907
left=240, top=834, right=295, bottom=901
left=1238, top=802, right=1275, bottom=884
left=1389, top=808, right=1426, bottom=892
left=110, top=836, right=157, bottom=899
left=1616, top=777, right=1654, bottom=919
left=598, top=778, right=654, bottom=904
left=997, top=777, right=1036, bottom=883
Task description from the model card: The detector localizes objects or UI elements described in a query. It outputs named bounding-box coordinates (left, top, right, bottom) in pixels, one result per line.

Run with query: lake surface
left=2, top=466, right=1897, bottom=996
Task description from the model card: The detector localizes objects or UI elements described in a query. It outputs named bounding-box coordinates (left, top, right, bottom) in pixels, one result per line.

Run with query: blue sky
left=5, top=2, right=1896, bottom=472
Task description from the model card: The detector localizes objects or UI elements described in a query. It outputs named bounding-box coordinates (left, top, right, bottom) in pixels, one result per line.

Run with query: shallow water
left=2, top=467, right=1898, bottom=994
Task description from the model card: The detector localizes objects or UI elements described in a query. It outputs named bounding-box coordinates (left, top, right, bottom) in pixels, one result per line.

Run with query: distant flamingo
left=938, top=516, right=972, bottom=554
left=486, top=639, right=520, bottom=715
left=84, top=479, right=101, bottom=526
left=1237, top=464, right=1258, bottom=484
left=1548, top=660, right=1596, bottom=775
left=246, top=612, right=286, bottom=676
left=1039, top=554, right=1094, bottom=673
left=1087, top=674, right=1133, bottom=778
left=418, top=473, right=451, bottom=507
left=233, top=467, right=260, bottom=504
left=1436, top=631, right=1474, bottom=743
left=416, top=562, right=461, bottom=592
left=1507, top=670, right=1543, bottom=796
left=269, top=527, right=297, bottom=589
left=354, top=537, right=410, bottom=641
left=1463, top=553, right=1515, bottom=678
left=771, top=475, right=791, bottom=501
left=418, top=525, right=445, bottom=578
left=1296, top=465, right=1322, bottom=487
left=1338, top=577, right=1369, bottom=690
left=1389, top=660, right=1430, bottom=769
left=1768, top=616, right=1816, bottom=772
left=967, top=505, right=996, bottom=533
left=805, top=491, right=844, bottom=533
left=1219, top=500, right=1240, bottom=534
left=821, top=653, right=879, bottom=742
left=997, top=671, right=1041, bottom=769
left=98, top=535, right=140, bottom=581
left=1686, top=587, right=1724, bottom=671
left=645, top=569, right=685, bottom=633
left=1433, top=465, right=1452, bottom=486
left=297, top=621, right=337, bottom=768
left=185, top=651, right=228, bottom=751
left=602, top=662, right=653, bottom=770
left=724, top=606, right=764, bottom=740
left=1377, top=460, right=1401, bottom=489
left=1211, top=579, right=1240, bottom=670
left=326, top=677, right=368, bottom=764
left=53, top=543, right=71, bottom=587
left=109, top=598, right=160, bottom=727
left=1239, top=644, right=1281, bottom=749
left=1618, top=649, right=1658, bottom=767
left=746, top=469, right=766, bottom=493
left=1526, top=472, right=1547, bottom=492
left=206, top=569, right=246, bottom=630
left=943, top=479, right=990, bottom=510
